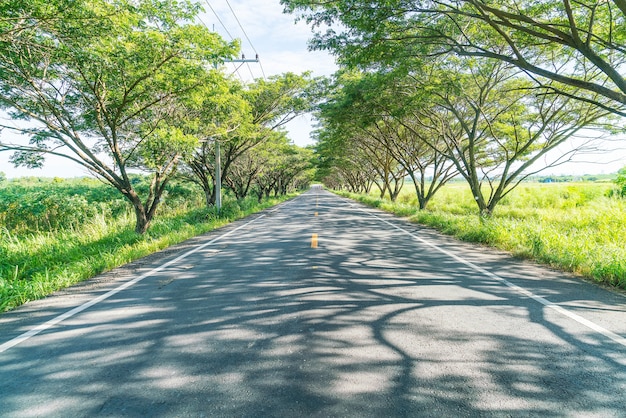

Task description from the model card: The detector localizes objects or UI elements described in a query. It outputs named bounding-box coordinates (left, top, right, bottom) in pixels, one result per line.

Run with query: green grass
left=0, top=178, right=296, bottom=312
left=337, top=182, right=626, bottom=290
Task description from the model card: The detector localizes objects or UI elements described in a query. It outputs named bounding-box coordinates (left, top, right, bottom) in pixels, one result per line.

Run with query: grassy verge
left=0, top=194, right=295, bottom=312
left=335, top=182, right=626, bottom=290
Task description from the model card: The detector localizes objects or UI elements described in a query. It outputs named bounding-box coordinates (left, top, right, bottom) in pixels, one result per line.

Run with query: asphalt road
left=1, top=187, right=625, bottom=417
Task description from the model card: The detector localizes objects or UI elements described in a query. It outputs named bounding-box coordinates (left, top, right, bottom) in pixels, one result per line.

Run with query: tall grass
left=0, top=177, right=295, bottom=312
left=338, top=182, right=626, bottom=290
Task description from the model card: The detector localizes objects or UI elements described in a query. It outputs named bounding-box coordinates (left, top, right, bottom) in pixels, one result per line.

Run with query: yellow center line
left=311, top=233, right=318, bottom=248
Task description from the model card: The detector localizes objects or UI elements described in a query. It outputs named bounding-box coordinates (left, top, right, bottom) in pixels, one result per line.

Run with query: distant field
left=0, top=177, right=292, bottom=312
left=339, top=182, right=626, bottom=290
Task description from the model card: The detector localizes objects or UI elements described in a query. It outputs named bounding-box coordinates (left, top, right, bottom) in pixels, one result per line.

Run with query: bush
left=0, top=180, right=129, bottom=233
left=615, top=166, right=626, bottom=198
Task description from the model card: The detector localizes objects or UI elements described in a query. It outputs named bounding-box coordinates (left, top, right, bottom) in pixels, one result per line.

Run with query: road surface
left=1, top=188, right=625, bottom=417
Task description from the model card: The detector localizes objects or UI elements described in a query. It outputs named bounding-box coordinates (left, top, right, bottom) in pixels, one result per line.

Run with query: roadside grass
left=336, top=182, right=626, bottom=290
left=0, top=187, right=295, bottom=313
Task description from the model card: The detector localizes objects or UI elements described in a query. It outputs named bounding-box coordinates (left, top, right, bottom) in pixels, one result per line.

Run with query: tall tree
left=319, top=71, right=456, bottom=207
left=253, top=135, right=314, bottom=201
left=225, top=132, right=284, bottom=200
left=179, top=78, right=252, bottom=208
left=314, top=125, right=378, bottom=194
left=0, top=0, right=237, bottom=233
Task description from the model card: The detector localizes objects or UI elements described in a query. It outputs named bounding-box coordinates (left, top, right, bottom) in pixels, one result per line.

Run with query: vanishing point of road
left=1, top=188, right=625, bottom=417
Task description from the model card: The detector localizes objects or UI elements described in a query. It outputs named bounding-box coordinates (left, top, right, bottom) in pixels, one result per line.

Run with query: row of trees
left=283, top=0, right=625, bottom=215
left=0, top=0, right=318, bottom=233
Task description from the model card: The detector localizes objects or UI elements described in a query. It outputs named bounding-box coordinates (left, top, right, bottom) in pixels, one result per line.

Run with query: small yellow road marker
left=311, top=233, right=318, bottom=248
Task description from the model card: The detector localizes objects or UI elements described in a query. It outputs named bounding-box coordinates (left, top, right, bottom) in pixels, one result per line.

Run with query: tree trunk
left=133, top=204, right=151, bottom=234
left=125, top=191, right=151, bottom=234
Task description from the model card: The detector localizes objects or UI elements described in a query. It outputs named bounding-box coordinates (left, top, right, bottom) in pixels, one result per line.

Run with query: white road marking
left=0, top=210, right=276, bottom=353
left=351, top=202, right=626, bottom=350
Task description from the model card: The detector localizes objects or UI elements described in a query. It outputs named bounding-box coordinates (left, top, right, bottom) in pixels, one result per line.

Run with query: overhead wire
left=223, top=0, right=265, bottom=80
left=198, top=20, right=244, bottom=80
left=202, top=0, right=234, bottom=40
left=224, top=0, right=257, bottom=55
left=222, top=0, right=267, bottom=80
left=199, top=2, right=246, bottom=81
left=247, top=63, right=255, bottom=79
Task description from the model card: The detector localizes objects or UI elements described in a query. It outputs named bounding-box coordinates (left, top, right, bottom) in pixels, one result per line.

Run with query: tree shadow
left=1, top=191, right=625, bottom=417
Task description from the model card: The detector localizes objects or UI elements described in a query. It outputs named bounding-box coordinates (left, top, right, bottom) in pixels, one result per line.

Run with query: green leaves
left=615, top=166, right=626, bottom=197
left=282, top=0, right=623, bottom=214
left=282, top=0, right=626, bottom=115
left=137, top=126, right=198, bottom=170
left=245, top=72, right=320, bottom=128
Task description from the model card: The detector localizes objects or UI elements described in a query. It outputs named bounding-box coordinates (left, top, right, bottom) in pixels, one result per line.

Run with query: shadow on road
left=1, top=192, right=625, bottom=417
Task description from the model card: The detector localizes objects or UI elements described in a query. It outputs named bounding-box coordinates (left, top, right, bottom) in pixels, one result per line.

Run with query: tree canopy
left=283, top=0, right=626, bottom=117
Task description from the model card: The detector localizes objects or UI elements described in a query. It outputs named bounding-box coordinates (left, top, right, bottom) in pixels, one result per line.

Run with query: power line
left=201, top=0, right=266, bottom=81
left=224, top=0, right=257, bottom=55
left=198, top=5, right=245, bottom=81
left=203, top=0, right=235, bottom=41
left=257, top=57, right=267, bottom=80
left=223, top=0, right=266, bottom=80
left=230, top=62, right=246, bottom=79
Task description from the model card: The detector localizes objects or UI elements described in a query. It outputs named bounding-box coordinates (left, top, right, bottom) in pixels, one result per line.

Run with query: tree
left=225, top=133, right=315, bottom=200
left=402, top=58, right=611, bottom=215
left=0, top=0, right=91, bottom=42
left=226, top=131, right=284, bottom=200
left=314, top=123, right=378, bottom=193
left=252, top=136, right=314, bottom=202
left=179, top=78, right=252, bottom=208
left=367, top=116, right=457, bottom=208
left=0, top=0, right=237, bottom=233
left=282, top=0, right=626, bottom=117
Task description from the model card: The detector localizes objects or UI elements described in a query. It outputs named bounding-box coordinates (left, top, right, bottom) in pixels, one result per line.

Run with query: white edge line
left=353, top=203, right=626, bottom=349
left=0, top=212, right=270, bottom=354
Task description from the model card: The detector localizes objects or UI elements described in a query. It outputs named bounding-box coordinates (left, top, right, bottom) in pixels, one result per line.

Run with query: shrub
left=0, top=180, right=129, bottom=233
left=615, top=166, right=626, bottom=198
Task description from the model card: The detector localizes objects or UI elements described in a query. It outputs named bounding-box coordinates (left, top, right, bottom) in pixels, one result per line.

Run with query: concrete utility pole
left=215, top=54, right=259, bottom=212
left=215, top=140, right=222, bottom=211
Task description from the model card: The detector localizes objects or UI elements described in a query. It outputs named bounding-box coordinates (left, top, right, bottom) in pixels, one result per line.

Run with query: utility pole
left=214, top=54, right=259, bottom=212
left=215, top=140, right=222, bottom=211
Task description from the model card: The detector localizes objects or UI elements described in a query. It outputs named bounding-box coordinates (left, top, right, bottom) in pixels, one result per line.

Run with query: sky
left=1, top=0, right=624, bottom=178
